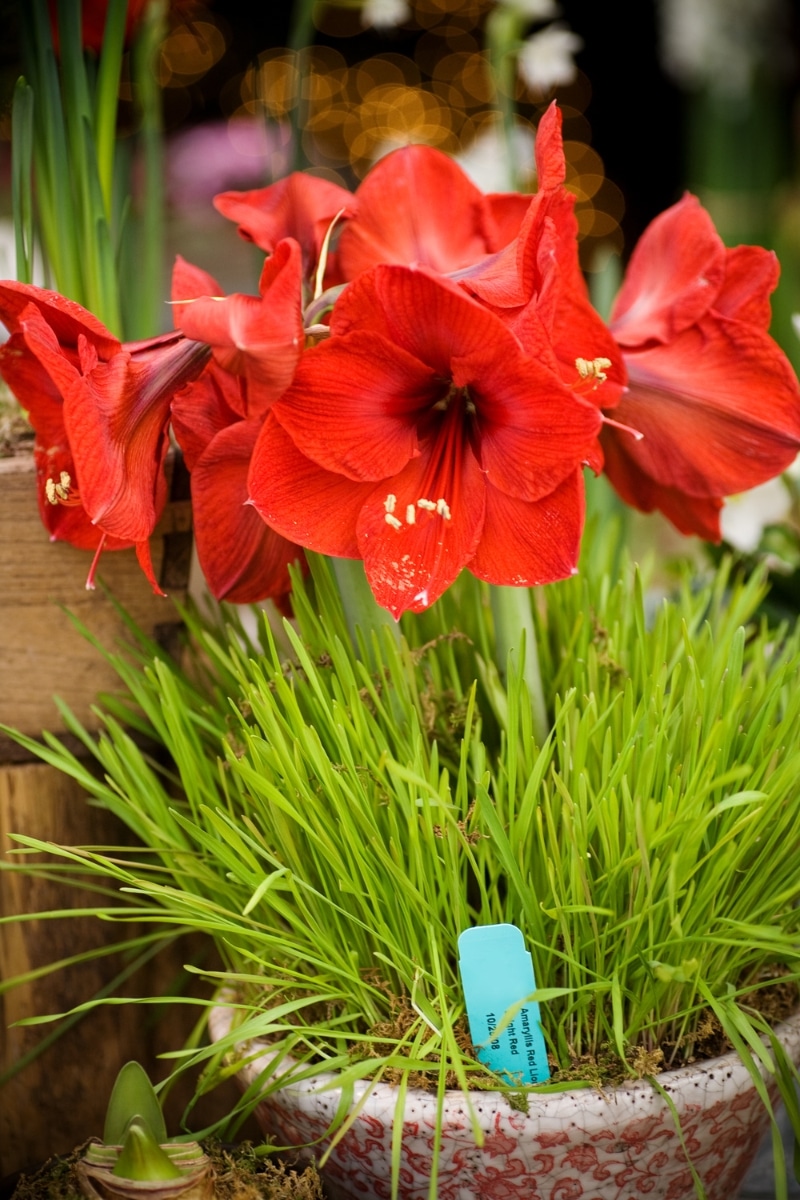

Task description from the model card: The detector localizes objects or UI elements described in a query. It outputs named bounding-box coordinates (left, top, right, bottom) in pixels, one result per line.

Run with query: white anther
left=385, top=513, right=403, bottom=530
left=384, top=493, right=397, bottom=514
left=406, top=505, right=416, bottom=525
left=436, top=499, right=451, bottom=520
left=417, top=498, right=437, bottom=512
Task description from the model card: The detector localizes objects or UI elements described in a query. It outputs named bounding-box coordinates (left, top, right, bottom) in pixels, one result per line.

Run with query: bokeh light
left=147, top=1, right=625, bottom=264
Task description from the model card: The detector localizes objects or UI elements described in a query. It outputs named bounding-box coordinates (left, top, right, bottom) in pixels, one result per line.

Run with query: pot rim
left=208, top=991, right=800, bottom=1107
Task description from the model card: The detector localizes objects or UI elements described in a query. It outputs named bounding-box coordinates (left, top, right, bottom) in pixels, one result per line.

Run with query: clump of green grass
left=4, top=541, right=800, bottom=1197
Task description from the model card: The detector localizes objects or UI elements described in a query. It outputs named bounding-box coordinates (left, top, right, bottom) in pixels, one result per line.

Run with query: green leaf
left=104, top=1062, right=167, bottom=1146
left=113, top=1118, right=183, bottom=1181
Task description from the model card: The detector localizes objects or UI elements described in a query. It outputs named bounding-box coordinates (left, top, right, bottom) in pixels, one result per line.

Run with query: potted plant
left=4, top=1059, right=323, bottom=1200
left=3, top=35, right=800, bottom=1200
left=5, top=534, right=800, bottom=1200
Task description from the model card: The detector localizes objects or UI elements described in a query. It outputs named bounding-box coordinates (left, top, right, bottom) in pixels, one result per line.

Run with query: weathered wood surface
left=0, top=453, right=251, bottom=1176
left=0, top=762, right=248, bottom=1176
left=0, top=453, right=192, bottom=756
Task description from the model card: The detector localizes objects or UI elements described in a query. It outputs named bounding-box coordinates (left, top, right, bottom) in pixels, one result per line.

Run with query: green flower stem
left=94, top=0, right=128, bottom=220
left=489, top=583, right=548, bottom=745
left=56, top=0, right=102, bottom=311
left=58, top=0, right=122, bottom=331
left=287, top=0, right=318, bottom=172
left=11, top=81, right=35, bottom=284
left=484, top=5, right=522, bottom=192
left=128, top=0, right=167, bottom=339
left=330, top=556, right=401, bottom=664
left=21, top=0, right=82, bottom=299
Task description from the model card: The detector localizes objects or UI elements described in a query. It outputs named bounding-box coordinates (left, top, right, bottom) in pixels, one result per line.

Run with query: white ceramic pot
left=209, top=1001, right=800, bottom=1200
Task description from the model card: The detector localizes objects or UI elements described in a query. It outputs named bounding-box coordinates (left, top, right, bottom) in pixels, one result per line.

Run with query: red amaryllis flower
left=214, top=175, right=354, bottom=279
left=460, top=103, right=624, bottom=419
left=0, top=281, right=209, bottom=590
left=248, top=266, right=602, bottom=618
left=0, top=297, right=129, bottom=556
left=600, top=195, right=800, bottom=538
left=335, top=144, right=530, bottom=282
left=171, top=241, right=304, bottom=400
left=171, top=361, right=304, bottom=607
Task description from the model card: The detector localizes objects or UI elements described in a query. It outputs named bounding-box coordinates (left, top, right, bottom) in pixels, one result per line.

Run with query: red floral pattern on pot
left=209, top=1003, right=800, bottom=1200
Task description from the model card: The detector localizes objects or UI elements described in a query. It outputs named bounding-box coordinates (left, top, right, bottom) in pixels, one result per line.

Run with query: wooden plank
left=0, top=764, right=254, bottom=1175
left=0, top=449, right=237, bottom=1170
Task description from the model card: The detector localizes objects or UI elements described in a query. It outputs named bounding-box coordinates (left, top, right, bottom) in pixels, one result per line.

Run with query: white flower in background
left=455, top=121, right=535, bottom=192
left=517, top=23, right=583, bottom=94
left=361, top=0, right=411, bottom=29
left=792, top=313, right=800, bottom=343
left=657, top=0, right=794, bottom=98
left=0, top=222, right=17, bottom=283
left=0, top=220, right=44, bottom=292
left=721, top=457, right=800, bottom=553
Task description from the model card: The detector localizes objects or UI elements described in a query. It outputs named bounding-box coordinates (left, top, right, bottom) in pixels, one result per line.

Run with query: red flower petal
left=0, top=280, right=119, bottom=359
left=603, top=319, right=800, bottom=506
left=172, top=240, right=303, bottom=399
left=333, top=265, right=526, bottom=380
left=213, top=174, right=353, bottom=274
left=248, top=414, right=371, bottom=559
left=171, top=256, right=224, bottom=304
left=610, top=195, right=726, bottom=346
left=273, top=331, right=436, bottom=482
left=336, top=145, right=494, bottom=279
left=135, top=539, right=166, bottom=597
left=0, top=312, right=131, bottom=551
left=600, top=427, right=723, bottom=540
left=469, top=469, right=585, bottom=586
left=485, top=193, right=533, bottom=250
left=190, top=419, right=303, bottom=604
left=356, top=434, right=487, bottom=617
left=712, top=245, right=779, bottom=325
left=0, top=323, right=68, bottom=451
left=23, top=317, right=210, bottom=543
left=171, top=363, right=245, bottom=470
left=534, top=101, right=567, bottom=191
left=476, top=361, right=602, bottom=503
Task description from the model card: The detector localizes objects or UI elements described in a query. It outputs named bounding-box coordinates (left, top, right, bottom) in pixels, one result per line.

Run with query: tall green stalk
left=126, top=0, right=167, bottom=338
left=490, top=583, right=548, bottom=744
left=484, top=4, right=523, bottom=192
left=329, top=555, right=401, bottom=665
left=11, top=81, right=35, bottom=285
left=286, top=0, right=318, bottom=173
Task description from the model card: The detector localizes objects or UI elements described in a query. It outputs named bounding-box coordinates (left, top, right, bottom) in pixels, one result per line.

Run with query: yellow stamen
left=45, top=470, right=74, bottom=505
left=575, top=356, right=612, bottom=385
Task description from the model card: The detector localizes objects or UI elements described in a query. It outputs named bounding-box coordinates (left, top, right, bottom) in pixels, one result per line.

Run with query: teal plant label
left=458, top=923, right=550, bottom=1085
